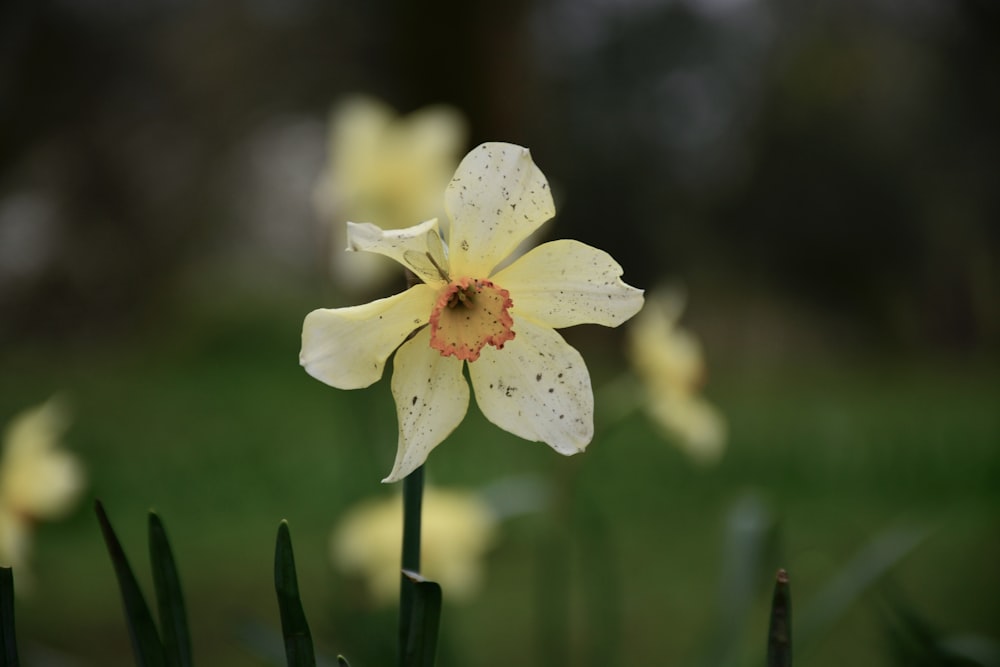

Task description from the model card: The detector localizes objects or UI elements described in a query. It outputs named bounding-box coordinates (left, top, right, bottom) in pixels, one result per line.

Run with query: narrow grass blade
left=883, top=596, right=943, bottom=666
left=882, top=593, right=999, bottom=666
left=95, top=500, right=166, bottom=667
left=767, top=569, right=792, bottom=667
left=697, top=494, right=779, bottom=667
left=149, top=513, right=193, bottom=667
left=0, top=567, right=20, bottom=667
left=274, top=521, right=316, bottom=667
left=401, top=571, right=442, bottom=667
left=797, top=524, right=927, bottom=645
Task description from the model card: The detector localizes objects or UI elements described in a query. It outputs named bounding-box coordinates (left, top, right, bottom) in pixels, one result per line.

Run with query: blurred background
left=1, top=0, right=997, bottom=665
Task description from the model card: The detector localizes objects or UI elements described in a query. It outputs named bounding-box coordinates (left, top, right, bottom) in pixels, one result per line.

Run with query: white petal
left=493, top=239, right=644, bottom=329
left=346, top=219, right=448, bottom=285
left=468, top=318, right=593, bottom=454
left=300, top=285, right=437, bottom=390
left=384, top=328, right=470, bottom=482
left=445, top=143, right=555, bottom=277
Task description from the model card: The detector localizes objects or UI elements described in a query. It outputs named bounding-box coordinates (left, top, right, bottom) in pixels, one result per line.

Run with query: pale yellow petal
left=647, top=391, right=727, bottom=465
left=330, top=96, right=395, bottom=161
left=313, top=96, right=395, bottom=223
left=402, top=105, right=468, bottom=172
left=346, top=219, right=448, bottom=286
left=418, top=488, right=496, bottom=600
left=384, top=328, right=470, bottom=482
left=4, top=451, right=84, bottom=518
left=468, top=318, right=593, bottom=454
left=0, top=507, right=29, bottom=569
left=1, top=398, right=69, bottom=460
left=300, top=285, right=437, bottom=390
left=626, top=291, right=704, bottom=389
left=330, top=493, right=402, bottom=603
left=316, top=96, right=466, bottom=234
left=1, top=398, right=84, bottom=518
left=331, top=486, right=496, bottom=605
left=445, top=143, right=555, bottom=277
left=493, top=239, right=644, bottom=329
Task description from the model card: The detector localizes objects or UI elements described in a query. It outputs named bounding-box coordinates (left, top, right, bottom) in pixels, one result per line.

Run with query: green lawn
left=2, top=294, right=997, bottom=667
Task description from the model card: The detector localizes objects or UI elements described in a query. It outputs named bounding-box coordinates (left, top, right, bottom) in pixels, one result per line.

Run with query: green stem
left=399, top=464, right=425, bottom=667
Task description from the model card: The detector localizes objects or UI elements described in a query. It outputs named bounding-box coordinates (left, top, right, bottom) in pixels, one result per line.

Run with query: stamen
left=425, top=251, right=449, bottom=282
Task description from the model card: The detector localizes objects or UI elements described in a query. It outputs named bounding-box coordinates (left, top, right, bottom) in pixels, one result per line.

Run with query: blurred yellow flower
left=0, top=398, right=85, bottom=572
left=627, top=290, right=726, bottom=464
left=301, top=143, right=644, bottom=482
left=332, top=487, right=497, bottom=605
left=313, top=95, right=468, bottom=289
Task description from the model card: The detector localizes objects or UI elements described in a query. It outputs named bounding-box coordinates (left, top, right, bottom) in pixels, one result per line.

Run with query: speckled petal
left=468, top=318, right=593, bottom=454
left=300, top=285, right=438, bottom=390
left=493, top=239, right=644, bottom=329
left=445, top=143, right=555, bottom=277
left=384, top=328, right=469, bottom=482
left=346, top=219, right=448, bottom=285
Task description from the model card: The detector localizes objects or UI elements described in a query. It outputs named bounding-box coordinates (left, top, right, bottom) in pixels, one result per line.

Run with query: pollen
left=429, top=277, right=515, bottom=361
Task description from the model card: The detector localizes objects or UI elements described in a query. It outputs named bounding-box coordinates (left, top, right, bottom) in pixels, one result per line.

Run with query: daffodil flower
left=627, top=290, right=726, bottom=464
left=332, top=486, right=497, bottom=605
left=301, top=142, right=644, bottom=482
left=0, top=397, right=85, bottom=571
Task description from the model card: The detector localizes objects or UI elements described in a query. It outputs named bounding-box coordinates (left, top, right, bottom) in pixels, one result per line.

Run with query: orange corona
left=429, top=277, right=515, bottom=361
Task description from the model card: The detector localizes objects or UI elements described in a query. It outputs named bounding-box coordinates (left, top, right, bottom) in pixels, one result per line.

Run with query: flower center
left=429, top=277, right=515, bottom=362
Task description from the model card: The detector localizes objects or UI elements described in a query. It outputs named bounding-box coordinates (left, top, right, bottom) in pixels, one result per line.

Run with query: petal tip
left=345, top=221, right=378, bottom=252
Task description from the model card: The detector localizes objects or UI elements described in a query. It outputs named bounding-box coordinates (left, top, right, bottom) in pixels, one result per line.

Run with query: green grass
left=1, top=294, right=997, bottom=667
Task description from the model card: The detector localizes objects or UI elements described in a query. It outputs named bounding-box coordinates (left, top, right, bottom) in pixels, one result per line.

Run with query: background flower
left=0, top=397, right=85, bottom=577
left=312, top=95, right=467, bottom=290
left=627, top=289, right=726, bottom=464
left=332, top=486, right=498, bottom=606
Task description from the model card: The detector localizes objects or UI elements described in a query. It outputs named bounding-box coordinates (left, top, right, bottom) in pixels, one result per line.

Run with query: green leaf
left=95, top=500, right=167, bottom=667
left=882, top=593, right=997, bottom=667
left=0, top=567, right=20, bottom=667
left=401, top=571, right=442, bottom=667
left=149, top=513, right=193, bottom=667
left=797, top=524, right=927, bottom=646
left=274, top=520, right=316, bottom=667
left=713, top=495, right=780, bottom=667
left=767, top=569, right=792, bottom=667
left=337, top=656, right=352, bottom=667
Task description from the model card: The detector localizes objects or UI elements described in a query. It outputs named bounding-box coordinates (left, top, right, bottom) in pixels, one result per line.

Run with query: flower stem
left=399, top=464, right=424, bottom=666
